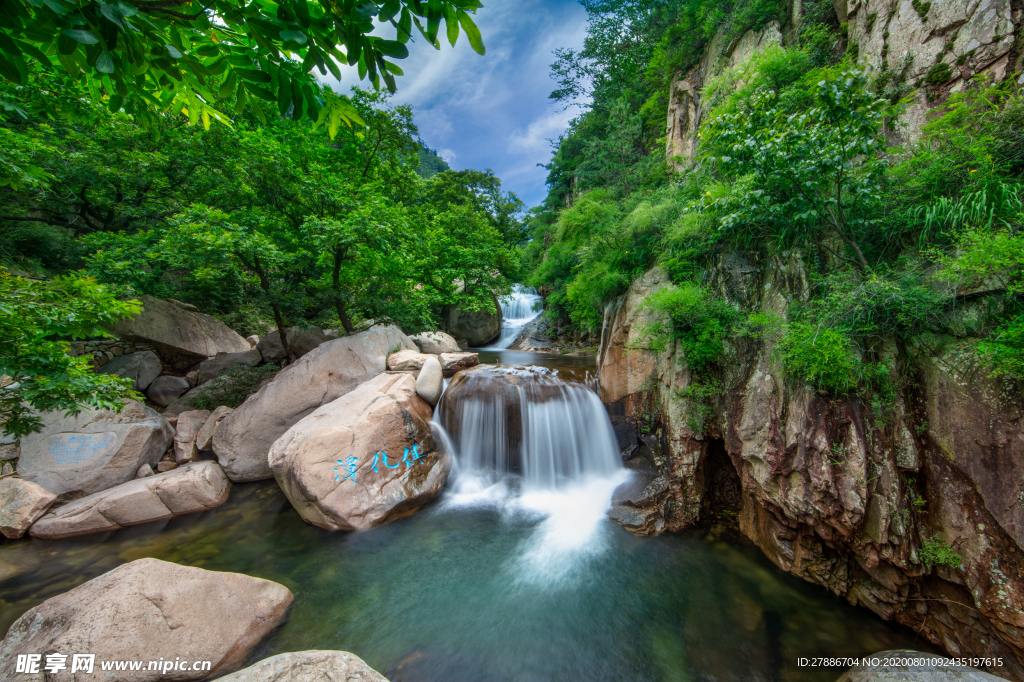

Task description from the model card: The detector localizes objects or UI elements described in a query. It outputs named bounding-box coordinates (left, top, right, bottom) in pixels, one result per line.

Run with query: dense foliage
left=527, top=0, right=1023, bottom=396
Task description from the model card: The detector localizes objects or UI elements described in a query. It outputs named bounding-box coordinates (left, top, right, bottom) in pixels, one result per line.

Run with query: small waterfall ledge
left=485, top=285, right=543, bottom=350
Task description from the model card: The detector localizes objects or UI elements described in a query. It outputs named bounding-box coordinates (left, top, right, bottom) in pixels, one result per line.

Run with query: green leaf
left=165, top=44, right=182, bottom=58
left=398, top=7, right=412, bottom=42
left=456, top=10, right=484, bottom=54
left=290, top=78, right=303, bottom=120
left=235, top=68, right=272, bottom=83
left=96, top=51, right=114, bottom=73
left=61, top=29, right=100, bottom=45
left=277, top=75, right=291, bottom=115
left=375, top=39, right=408, bottom=59
left=243, top=80, right=276, bottom=101
left=379, top=0, right=400, bottom=21
left=280, top=30, right=307, bottom=45
left=444, top=3, right=458, bottom=46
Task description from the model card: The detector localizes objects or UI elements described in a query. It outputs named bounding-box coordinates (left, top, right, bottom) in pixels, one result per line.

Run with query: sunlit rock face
left=269, top=373, right=450, bottom=532
left=599, top=260, right=1024, bottom=679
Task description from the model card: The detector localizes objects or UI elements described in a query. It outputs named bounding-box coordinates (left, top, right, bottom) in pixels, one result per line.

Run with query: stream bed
left=0, top=350, right=933, bottom=681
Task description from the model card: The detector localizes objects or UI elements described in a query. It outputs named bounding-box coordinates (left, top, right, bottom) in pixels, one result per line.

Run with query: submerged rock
left=213, top=326, right=416, bottom=482
left=29, top=461, right=230, bottom=539
left=0, top=557, right=292, bottom=680
left=269, top=373, right=451, bottom=531
left=0, top=478, right=56, bottom=539
left=217, top=651, right=389, bottom=682
left=18, top=400, right=173, bottom=499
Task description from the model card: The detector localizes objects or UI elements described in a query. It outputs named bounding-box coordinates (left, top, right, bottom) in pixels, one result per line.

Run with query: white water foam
left=484, top=284, right=543, bottom=350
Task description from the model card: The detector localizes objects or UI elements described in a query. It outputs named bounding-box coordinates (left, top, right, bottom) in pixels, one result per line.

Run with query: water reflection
left=0, top=481, right=931, bottom=682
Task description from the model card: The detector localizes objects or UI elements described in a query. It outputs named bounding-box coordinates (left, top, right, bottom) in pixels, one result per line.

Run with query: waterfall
left=484, top=285, right=543, bottom=349
left=437, top=366, right=621, bottom=490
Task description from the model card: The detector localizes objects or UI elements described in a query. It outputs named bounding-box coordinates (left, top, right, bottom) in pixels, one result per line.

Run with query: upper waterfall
left=484, top=285, right=543, bottom=349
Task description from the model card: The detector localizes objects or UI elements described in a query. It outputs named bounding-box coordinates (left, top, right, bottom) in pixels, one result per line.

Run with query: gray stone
left=29, top=461, right=230, bottom=539
left=196, top=405, right=233, bottom=452
left=416, top=356, right=443, bottom=407
left=835, top=650, right=1004, bottom=681
left=387, top=349, right=432, bottom=371
left=269, top=373, right=451, bottom=531
left=156, top=461, right=178, bottom=473
left=18, top=401, right=173, bottom=498
left=245, top=334, right=259, bottom=348
left=113, top=295, right=250, bottom=361
left=173, top=409, right=211, bottom=463
left=446, top=295, right=502, bottom=346
left=197, top=349, right=262, bottom=385
left=213, top=326, right=416, bottom=482
left=136, top=463, right=155, bottom=478
left=0, top=479, right=56, bottom=539
left=257, top=327, right=328, bottom=363
left=0, top=557, right=292, bottom=681
left=411, top=330, right=460, bottom=354
left=97, top=351, right=162, bottom=391
left=217, top=651, right=388, bottom=682
left=146, top=376, right=190, bottom=407
left=439, top=352, right=479, bottom=377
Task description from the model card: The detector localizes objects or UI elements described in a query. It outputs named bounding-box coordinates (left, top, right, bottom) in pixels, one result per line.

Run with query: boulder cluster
left=0, top=296, right=481, bottom=680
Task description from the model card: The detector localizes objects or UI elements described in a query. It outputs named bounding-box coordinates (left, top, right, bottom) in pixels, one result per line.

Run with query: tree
left=419, top=169, right=527, bottom=246
left=0, top=269, right=140, bottom=438
left=703, top=71, right=895, bottom=272
left=0, top=0, right=486, bottom=131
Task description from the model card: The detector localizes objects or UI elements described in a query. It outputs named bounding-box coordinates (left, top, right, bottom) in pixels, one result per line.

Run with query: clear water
left=0, top=350, right=933, bottom=680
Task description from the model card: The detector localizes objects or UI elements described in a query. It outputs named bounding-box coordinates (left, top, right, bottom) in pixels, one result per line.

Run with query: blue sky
left=328, top=0, right=589, bottom=208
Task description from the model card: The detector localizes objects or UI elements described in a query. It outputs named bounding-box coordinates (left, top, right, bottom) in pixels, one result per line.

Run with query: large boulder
left=411, top=331, right=460, bottom=354
left=0, top=557, right=292, bottom=681
left=29, top=461, right=230, bottom=539
left=146, top=375, right=190, bottom=407
left=446, top=296, right=502, bottom=346
left=197, top=349, right=262, bottom=385
left=97, top=351, right=162, bottom=391
left=113, top=295, right=250, bottom=366
left=416, top=356, right=443, bottom=407
left=172, top=409, right=211, bottom=463
left=257, top=327, right=328, bottom=363
left=213, top=326, right=416, bottom=482
left=269, top=373, right=451, bottom=531
left=0, top=479, right=56, bottom=539
left=18, top=401, right=173, bottom=499
left=217, top=651, right=389, bottom=682
left=387, top=349, right=431, bottom=371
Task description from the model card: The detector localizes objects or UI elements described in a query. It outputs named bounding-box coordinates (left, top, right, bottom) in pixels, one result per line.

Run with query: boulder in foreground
left=0, top=478, right=56, bottom=539
left=416, top=356, right=443, bottom=407
left=29, top=461, right=230, bottom=539
left=386, top=349, right=431, bottom=371
left=213, top=326, right=416, bottom=482
left=217, top=651, right=389, bottom=682
left=0, top=557, right=293, bottom=681
left=18, top=401, right=173, bottom=498
left=269, top=373, right=451, bottom=531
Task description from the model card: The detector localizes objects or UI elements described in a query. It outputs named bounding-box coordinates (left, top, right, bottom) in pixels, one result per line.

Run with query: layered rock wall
left=599, top=258, right=1024, bottom=680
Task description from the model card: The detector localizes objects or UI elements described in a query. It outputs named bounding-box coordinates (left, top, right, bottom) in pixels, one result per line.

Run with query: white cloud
left=438, top=148, right=457, bottom=164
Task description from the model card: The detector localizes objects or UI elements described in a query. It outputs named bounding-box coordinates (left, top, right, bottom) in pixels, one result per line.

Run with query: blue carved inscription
left=45, top=432, right=117, bottom=468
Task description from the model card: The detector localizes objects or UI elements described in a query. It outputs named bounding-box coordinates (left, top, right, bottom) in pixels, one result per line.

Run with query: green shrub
left=639, top=284, right=741, bottom=372
left=919, top=536, right=962, bottom=569
left=779, top=322, right=861, bottom=393
left=674, top=378, right=722, bottom=434
left=925, top=61, right=952, bottom=85
left=188, top=363, right=281, bottom=411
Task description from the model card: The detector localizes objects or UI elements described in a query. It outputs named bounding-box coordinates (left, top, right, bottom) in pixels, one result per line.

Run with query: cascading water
left=484, top=284, right=543, bottom=349
left=434, top=365, right=627, bottom=582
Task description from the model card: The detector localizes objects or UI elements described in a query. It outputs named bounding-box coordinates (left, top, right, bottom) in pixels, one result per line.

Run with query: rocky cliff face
left=598, top=258, right=1024, bottom=681
left=666, top=0, right=1024, bottom=164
